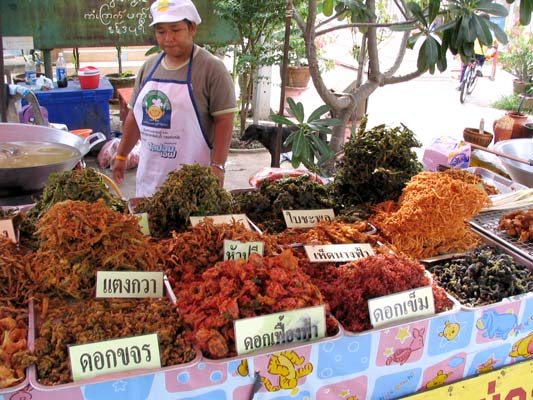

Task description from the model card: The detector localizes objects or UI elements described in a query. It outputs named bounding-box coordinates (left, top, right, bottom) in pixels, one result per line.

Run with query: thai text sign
left=368, top=286, right=435, bottom=328
left=283, top=209, right=335, bottom=228
left=69, top=333, right=161, bottom=381
left=223, top=240, right=264, bottom=261
left=304, top=243, right=374, bottom=263
left=0, top=219, right=16, bottom=243
left=134, top=212, right=150, bottom=236
left=234, top=305, right=326, bottom=355
left=190, top=214, right=251, bottom=230
left=96, top=271, right=164, bottom=298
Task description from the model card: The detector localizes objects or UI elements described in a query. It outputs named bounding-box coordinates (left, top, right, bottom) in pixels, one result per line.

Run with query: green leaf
left=307, top=104, right=331, bottom=122
left=270, top=114, right=295, bottom=126
left=323, top=0, right=334, bottom=16
left=487, top=20, right=508, bottom=45
left=310, top=134, right=334, bottom=160
left=287, top=97, right=305, bottom=123
left=417, top=41, right=429, bottom=72
left=407, top=32, right=423, bottom=49
left=406, top=2, right=428, bottom=27
left=428, top=0, right=440, bottom=24
left=476, top=1, right=509, bottom=17
left=291, top=131, right=305, bottom=159
left=437, top=52, right=447, bottom=72
left=424, top=36, right=439, bottom=66
left=391, top=23, right=416, bottom=32
left=473, top=15, right=493, bottom=46
left=312, top=117, right=342, bottom=126
left=519, top=0, right=533, bottom=25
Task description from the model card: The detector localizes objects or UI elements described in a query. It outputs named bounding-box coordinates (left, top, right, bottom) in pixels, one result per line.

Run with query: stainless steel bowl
left=493, top=138, right=533, bottom=188
left=0, top=123, right=106, bottom=191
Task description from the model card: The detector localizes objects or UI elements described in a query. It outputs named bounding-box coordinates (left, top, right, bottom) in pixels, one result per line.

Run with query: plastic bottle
left=56, top=52, right=68, bottom=88
left=24, top=56, right=37, bottom=87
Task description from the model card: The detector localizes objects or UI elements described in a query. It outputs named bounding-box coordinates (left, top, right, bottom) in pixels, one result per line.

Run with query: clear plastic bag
left=97, top=138, right=140, bottom=170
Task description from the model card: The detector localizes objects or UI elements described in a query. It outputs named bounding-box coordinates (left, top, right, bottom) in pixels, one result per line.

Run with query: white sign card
left=0, top=219, right=16, bottom=243
left=368, top=286, right=435, bottom=328
left=69, top=333, right=161, bottom=381
left=190, top=214, right=251, bottom=230
left=96, top=271, right=164, bottom=298
left=223, top=240, right=264, bottom=261
left=283, top=209, right=335, bottom=228
left=234, top=305, right=326, bottom=355
left=134, top=212, right=150, bottom=236
left=304, top=243, right=374, bottom=263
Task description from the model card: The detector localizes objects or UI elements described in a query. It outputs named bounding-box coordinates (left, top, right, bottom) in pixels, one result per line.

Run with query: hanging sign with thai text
left=69, top=333, right=161, bottom=381
left=96, top=271, right=164, bottom=298
left=223, top=240, right=264, bottom=261
left=283, top=209, right=335, bottom=228
left=368, top=286, right=435, bottom=328
left=234, top=305, right=326, bottom=355
left=304, top=243, right=374, bottom=263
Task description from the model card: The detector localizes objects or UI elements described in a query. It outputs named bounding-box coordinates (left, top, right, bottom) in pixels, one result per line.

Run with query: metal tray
left=466, top=167, right=528, bottom=194
left=469, top=206, right=533, bottom=267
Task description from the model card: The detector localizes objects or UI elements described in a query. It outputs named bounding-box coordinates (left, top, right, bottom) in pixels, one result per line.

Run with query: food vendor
left=112, top=0, right=238, bottom=197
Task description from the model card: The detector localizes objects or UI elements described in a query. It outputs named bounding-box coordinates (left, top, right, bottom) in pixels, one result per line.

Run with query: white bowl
left=493, top=138, right=533, bottom=188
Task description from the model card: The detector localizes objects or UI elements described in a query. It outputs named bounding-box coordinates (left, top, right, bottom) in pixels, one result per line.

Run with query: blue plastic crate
left=28, top=77, right=114, bottom=137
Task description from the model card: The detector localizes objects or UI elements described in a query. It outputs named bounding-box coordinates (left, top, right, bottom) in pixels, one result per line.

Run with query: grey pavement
left=95, top=33, right=519, bottom=199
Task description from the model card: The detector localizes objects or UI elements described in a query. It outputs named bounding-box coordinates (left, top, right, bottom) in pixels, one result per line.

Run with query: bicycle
left=458, top=58, right=481, bottom=104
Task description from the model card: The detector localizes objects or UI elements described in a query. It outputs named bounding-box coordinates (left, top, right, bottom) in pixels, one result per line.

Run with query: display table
left=23, top=78, right=113, bottom=137
left=1, top=293, right=531, bottom=400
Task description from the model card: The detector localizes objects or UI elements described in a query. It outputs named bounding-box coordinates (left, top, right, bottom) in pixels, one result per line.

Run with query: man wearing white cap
left=113, top=0, right=238, bottom=197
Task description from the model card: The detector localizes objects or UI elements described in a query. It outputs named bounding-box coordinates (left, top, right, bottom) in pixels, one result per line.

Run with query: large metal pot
left=0, top=123, right=106, bottom=191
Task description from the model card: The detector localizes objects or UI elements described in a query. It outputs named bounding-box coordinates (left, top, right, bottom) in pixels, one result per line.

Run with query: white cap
left=149, top=0, right=202, bottom=27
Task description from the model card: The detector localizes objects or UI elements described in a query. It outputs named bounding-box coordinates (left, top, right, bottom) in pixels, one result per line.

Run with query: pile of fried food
left=498, top=208, right=533, bottom=241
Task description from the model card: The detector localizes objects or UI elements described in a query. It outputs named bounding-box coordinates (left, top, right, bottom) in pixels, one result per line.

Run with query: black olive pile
left=429, top=246, right=532, bottom=307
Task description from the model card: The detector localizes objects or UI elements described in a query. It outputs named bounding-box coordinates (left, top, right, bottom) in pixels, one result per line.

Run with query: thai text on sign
left=368, top=286, right=435, bottom=328
left=304, top=243, right=374, bottom=263
left=234, top=305, right=326, bottom=355
left=96, top=271, right=164, bottom=298
left=223, top=240, right=264, bottom=261
left=283, top=209, right=335, bottom=228
left=69, top=333, right=161, bottom=381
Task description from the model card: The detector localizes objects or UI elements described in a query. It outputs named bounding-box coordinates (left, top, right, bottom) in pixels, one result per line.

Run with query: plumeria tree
left=289, top=0, right=530, bottom=153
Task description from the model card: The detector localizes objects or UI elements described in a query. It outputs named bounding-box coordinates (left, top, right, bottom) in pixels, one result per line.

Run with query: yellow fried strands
left=371, top=171, right=490, bottom=259
left=28, top=199, right=163, bottom=299
left=442, top=168, right=499, bottom=195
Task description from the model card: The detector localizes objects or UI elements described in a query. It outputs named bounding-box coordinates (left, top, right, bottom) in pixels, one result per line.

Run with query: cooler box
left=26, top=77, right=113, bottom=137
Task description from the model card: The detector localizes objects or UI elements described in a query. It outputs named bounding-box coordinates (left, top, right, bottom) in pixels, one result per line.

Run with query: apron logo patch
left=147, top=142, right=177, bottom=159
left=142, top=90, right=172, bottom=129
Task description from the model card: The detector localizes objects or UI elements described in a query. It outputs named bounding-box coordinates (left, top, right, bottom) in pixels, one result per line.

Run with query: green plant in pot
left=499, top=24, right=533, bottom=94
left=270, top=97, right=340, bottom=176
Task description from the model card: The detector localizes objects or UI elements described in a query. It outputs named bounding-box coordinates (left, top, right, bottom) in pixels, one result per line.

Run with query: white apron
left=133, top=50, right=211, bottom=197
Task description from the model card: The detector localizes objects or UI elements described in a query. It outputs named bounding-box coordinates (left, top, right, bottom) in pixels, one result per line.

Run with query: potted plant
left=499, top=24, right=533, bottom=95
left=269, top=97, right=340, bottom=176
left=105, top=46, right=137, bottom=100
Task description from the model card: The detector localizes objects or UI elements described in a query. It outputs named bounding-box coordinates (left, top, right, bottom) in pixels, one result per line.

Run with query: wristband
left=115, top=154, right=128, bottom=161
left=210, top=161, right=225, bottom=172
